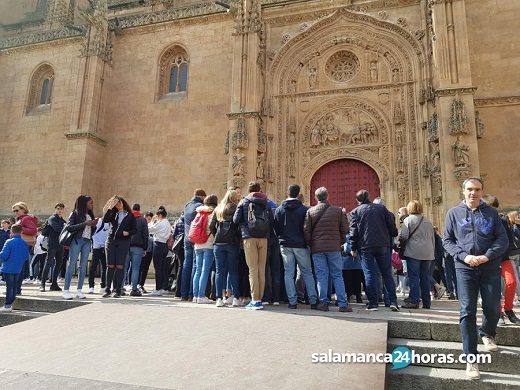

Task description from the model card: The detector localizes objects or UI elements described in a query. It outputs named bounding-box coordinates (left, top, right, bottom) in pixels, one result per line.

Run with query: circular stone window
left=325, top=51, right=360, bottom=83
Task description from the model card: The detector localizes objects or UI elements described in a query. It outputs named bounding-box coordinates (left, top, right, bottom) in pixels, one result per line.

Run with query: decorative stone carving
left=432, top=195, right=442, bottom=205
left=258, top=126, right=267, bottom=153
left=64, top=131, right=107, bottom=146
left=392, top=68, right=400, bottom=83
left=449, top=99, right=470, bottom=134
left=256, top=153, right=265, bottom=179
left=397, top=174, right=406, bottom=200
left=378, top=11, right=387, bottom=20
left=427, top=112, right=438, bottom=142
left=474, top=95, right=520, bottom=107
left=369, top=60, right=378, bottom=82
left=429, top=142, right=440, bottom=172
left=396, top=149, right=405, bottom=173
left=309, top=66, right=318, bottom=90
left=395, top=126, right=403, bottom=144
left=393, top=102, right=402, bottom=125
left=475, top=110, right=485, bottom=139
left=415, top=29, right=425, bottom=40
left=419, top=87, right=426, bottom=105
left=325, top=51, right=359, bottom=82
left=281, top=34, right=291, bottom=45
left=224, top=130, right=229, bottom=155
left=396, top=17, right=407, bottom=27
left=288, top=153, right=296, bottom=178
left=261, top=96, right=267, bottom=116
left=232, top=153, right=246, bottom=178
left=451, top=136, right=470, bottom=168
left=0, top=26, right=85, bottom=50
left=289, top=132, right=296, bottom=151
left=232, top=118, right=249, bottom=149
left=248, top=1, right=262, bottom=33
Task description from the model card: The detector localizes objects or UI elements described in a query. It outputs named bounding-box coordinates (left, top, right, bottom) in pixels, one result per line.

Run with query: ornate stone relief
left=48, top=0, right=74, bottom=26
left=232, top=153, right=246, bottom=183
left=256, top=153, right=265, bottom=179
left=396, top=148, right=406, bottom=173
left=393, top=101, right=402, bottom=125
left=224, top=130, right=229, bottom=155
left=396, top=17, right=407, bottom=27
left=325, top=51, right=360, bottom=82
left=448, top=99, right=469, bottom=134
left=475, top=110, right=485, bottom=138
left=474, top=95, right=520, bottom=107
left=427, top=112, right=438, bottom=142
left=451, top=135, right=471, bottom=183
left=258, top=126, right=267, bottom=153
left=232, top=118, right=249, bottom=150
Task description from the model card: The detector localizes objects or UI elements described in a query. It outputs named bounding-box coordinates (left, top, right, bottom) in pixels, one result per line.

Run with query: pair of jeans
left=4, top=272, right=19, bottom=307
left=263, top=240, right=282, bottom=303
left=501, top=260, right=517, bottom=312
left=456, top=267, right=501, bottom=358
left=281, top=246, right=317, bottom=305
left=243, top=238, right=268, bottom=301
left=181, top=242, right=195, bottom=298
left=138, top=251, right=153, bottom=287
left=152, top=242, right=169, bottom=291
left=360, top=246, right=397, bottom=306
left=214, top=244, right=240, bottom=299
left=88, top=247, right=107, bottom=288
left=312, top=251, right=347, bottom=308
left=444, top=256, right=457, bottom=295
left=41, top=246, right=64, bottom=286
left=193, top=248, right=214, bottom=298
left=65, top=237, right=91, bottom=291
left=126, top=246, right=144, bottom=291
left=406, top=259, right=432, bottom=307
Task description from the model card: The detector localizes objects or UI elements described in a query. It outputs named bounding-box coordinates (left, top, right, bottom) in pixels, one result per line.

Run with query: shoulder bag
left=398, top=216, right=424, bottom=259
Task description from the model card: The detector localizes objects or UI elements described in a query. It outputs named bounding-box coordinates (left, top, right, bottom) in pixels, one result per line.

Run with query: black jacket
left=45, top=213, right=66, bottom=248
left=273, top=198, right=308, bottom=248
left=349, top=202, right=398, bottom=251
left=130, top=214, right=149, bottom=248
left=103, top=209, right=137, bottom=242
left=184, top=196, right=204, bottom=244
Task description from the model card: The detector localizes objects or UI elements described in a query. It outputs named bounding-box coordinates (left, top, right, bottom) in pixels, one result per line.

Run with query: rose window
left=325, top=51, right=360, bottom=82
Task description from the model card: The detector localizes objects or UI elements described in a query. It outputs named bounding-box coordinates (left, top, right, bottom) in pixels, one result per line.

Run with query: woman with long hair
left=147, top=206, right=172, bottom=296
left=192, top=194, right=218, bottom=304
left=209, top=190, right=240, bottom=307
left=63, top=195, right=97, bottom=300
left=398, top=200, right=435, bottom=309
left=102, top=195, right=136, bottom=298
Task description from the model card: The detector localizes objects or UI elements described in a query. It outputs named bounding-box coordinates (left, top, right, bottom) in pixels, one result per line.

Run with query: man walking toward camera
left=443, top=177, right=508, bottom=380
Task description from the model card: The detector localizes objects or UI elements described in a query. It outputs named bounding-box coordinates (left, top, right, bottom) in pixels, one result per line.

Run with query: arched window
left=26, top=63, right=55, bottom=114
left=158, top=45, right=189, bottom=102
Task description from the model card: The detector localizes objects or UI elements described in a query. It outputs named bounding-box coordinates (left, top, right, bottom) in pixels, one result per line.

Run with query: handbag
left=59, top=227, right=76, bottom=246
left=172, top=233, right=185, bottom=257
left=398, top=216, right=424, bottom=259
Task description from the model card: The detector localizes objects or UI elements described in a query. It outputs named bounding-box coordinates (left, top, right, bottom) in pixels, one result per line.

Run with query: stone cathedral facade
left=0, top=0, right=519, bottom=227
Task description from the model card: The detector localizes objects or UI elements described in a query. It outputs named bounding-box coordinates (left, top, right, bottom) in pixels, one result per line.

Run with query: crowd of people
left=1, top=178, right=520, bottom=379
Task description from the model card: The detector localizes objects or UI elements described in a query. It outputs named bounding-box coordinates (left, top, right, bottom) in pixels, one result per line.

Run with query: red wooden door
left=310, top=159, right=380, bottom=212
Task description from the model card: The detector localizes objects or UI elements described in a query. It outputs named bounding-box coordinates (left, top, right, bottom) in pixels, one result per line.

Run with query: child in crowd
left=0, top=224, right=30, bottom=312
left=31, top=227, right=48, bottom=283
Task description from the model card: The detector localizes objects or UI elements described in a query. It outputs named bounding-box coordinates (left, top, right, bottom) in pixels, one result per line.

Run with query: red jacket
left=16, top=214, right=38, bottom=236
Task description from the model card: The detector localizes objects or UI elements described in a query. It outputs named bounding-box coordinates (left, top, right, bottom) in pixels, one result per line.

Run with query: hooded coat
left=273, top=198, right=308, bottom=248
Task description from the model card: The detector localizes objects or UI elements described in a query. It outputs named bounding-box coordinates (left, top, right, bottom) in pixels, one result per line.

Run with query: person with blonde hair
left=209, top=190, right=241, bottom=307
left=398, top=200, right=435, bottom=309
left=12, top=202, right=38, bottom=286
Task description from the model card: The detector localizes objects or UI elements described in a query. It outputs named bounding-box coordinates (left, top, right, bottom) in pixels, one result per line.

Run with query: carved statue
left=449, top=99, right=470, bottom=134
left=256, top=154, right=265, bottom=179
left=396, top=152, right=405, bottom=173
left=370, top=61, right=378, bottom=81
left=451, top=136, right=470, bottom=167
left=394, top=102, right=402, bottom=125
left=392, top=69, right=399, bottom=83
left=289, top=132, right=296, bottom=151
left=288, top=154, right=295, bottom=178
left=430, top=141, right=440, bottom=171
left=233, top=153, right=246, bottom=177
left=309, top=67, right=317, bottom=90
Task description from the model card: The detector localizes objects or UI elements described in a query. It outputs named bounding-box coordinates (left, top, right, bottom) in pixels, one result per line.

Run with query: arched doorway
left=310, top=159, right=380, bottom=211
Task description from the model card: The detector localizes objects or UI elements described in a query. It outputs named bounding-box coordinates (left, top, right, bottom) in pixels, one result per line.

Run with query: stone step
left=0, top=310, right=46, bottom=327
left=0, top=297, right=91, bottom=313
left=387, top=365, right=520, bottom=389
left=388, top=318, right=520, bottom=347
left=388, top=337, right=520, bottom=376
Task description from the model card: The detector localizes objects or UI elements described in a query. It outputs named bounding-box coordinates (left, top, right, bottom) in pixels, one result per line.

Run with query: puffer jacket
left=233, top=192, right=273, bottom=239
left=303, top=201, right=349, bottom=254
left=16, top=214, right=38, bottom=236
left=349, top=202, right=398, bottom=251
left=193, top=205, right=215, bottom=249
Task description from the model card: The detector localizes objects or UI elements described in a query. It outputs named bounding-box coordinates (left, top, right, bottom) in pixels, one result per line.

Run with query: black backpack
left=247, top=202, right=270, bottom=238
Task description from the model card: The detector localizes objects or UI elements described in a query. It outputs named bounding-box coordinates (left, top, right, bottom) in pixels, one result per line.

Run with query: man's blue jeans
left=181, top=242, right=195, bottom=298
left=214, top=244, right=240, bottom=299
left=65, top=237, right=91, bottom=291
left=360, top=246, right=397, bottom=306
left=406, top=259, right=432, bottom=307
left=312, top=251, right=347, bottom=308
left=4, top=272, right=19, bottom=307
left=281, top=246, right=317, bottom=305
left=193, top=248, right=214, bottom=298
left=456, top=267, right=501, bottom=358
left=124, top=246, right=144, bottom=291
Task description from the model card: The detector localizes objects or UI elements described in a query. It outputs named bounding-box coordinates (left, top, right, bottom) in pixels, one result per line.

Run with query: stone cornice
left=0, top=26, right=87, bottom=51
left=435, top=86, right=477, bottom=97
left=474, top=96, right=520, bottom=108
left=226, top=111, right=261, bottom=120
left=65, top=132, right=108, bottom=146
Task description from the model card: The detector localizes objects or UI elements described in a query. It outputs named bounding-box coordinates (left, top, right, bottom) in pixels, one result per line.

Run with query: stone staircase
left=386, top=318, right=520, bottom=389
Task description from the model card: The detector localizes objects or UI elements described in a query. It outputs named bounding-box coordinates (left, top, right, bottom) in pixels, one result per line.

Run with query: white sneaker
left=63, top=290, right=72, bottom=300
left=150, top=290, right=162, bottom=296
left=124, top=284, right=132, bottom=292
left=76, top=290, right=86, bottom=299
left=197, top=296, right=213, bottom=304
left=192, top=297, right=198, bottom=303
left=262, top=301, right=270, bottom=306
left=216, top=298, right=224, bottom=307
left=272, top=302, right=280, bottom=306
left=88, top=287, right=95, bottom=294
left=33, top=279, right=41, bottom=285
left=232, top=298, right=240, bottom=307
left=482, top=336, right=498, bottom=352
left=0, top=306, right=13, bottom=312
left=99, top=287, right=106, bottom=294
left=23, top=278, right=32, bottom=284
left=224, top=296, right=233, bottom=305
left=466, top=363, right=480, bottom=380
left=514, top=299, right=520, bottom=307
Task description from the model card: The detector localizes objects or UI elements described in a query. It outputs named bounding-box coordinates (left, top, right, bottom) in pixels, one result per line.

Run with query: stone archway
left=310, top=159, right=380, bottom=211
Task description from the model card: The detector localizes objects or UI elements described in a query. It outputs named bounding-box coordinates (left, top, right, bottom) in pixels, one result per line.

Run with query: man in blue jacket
left=443, top=177, right=508, bottom=380
left=0, top=224, right=30, bottom=312
left=274, top=184, right=317, bottom=309
left=181, top=189, right=206, bottom=300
